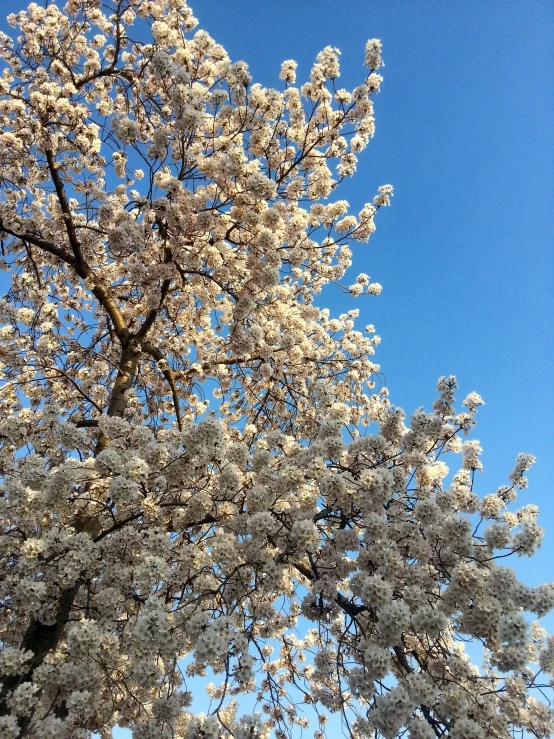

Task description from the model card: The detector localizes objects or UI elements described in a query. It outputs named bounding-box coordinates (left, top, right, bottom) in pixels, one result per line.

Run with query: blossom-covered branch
left=0, top=1, right=552, bottom=738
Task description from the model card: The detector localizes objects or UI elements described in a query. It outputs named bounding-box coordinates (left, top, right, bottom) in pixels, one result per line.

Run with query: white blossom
left=0, top=4, right=550, bottom=738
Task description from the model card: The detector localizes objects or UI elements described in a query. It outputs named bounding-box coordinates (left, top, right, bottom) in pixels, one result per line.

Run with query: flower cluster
left=0, top=1, right=551, bottom=738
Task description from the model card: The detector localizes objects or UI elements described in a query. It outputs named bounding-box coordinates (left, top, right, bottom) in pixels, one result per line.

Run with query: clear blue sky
left=187, top=0, right=554, bottom=595
left=1, top=0, right=553, bottom=733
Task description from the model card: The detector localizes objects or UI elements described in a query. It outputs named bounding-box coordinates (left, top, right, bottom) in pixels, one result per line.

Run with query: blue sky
left=1, top=0, right=553, bottom=734
left=187, top=0, right=554, bottom=592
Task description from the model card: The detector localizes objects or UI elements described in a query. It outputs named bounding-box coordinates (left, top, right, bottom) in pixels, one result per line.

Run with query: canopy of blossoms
left=0, top=1, right=552, bottom=737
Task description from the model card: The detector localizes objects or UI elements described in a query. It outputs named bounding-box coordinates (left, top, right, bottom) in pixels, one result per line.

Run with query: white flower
left=279, top=59, right=297, bottom=84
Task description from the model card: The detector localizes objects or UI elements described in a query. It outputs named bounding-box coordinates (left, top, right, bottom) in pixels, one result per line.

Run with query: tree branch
left=141, top=340, right=183, bottom=432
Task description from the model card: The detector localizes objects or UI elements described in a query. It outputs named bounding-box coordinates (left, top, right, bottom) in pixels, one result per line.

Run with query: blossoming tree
left=0, top=1, right=552, bottom=737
